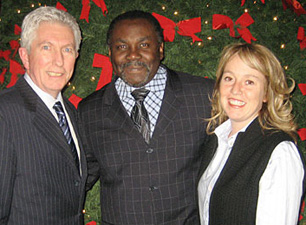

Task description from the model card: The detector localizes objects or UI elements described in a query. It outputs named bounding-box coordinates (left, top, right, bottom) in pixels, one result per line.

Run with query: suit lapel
left=152, top=68, right=182, bottom=139
left=16, top=77, right=79, bottom=167
left=103, top=82, right=141, bottom=140
left=103, top=69, right=183, bottom=142
left=64, top=100, right=87, bottom=177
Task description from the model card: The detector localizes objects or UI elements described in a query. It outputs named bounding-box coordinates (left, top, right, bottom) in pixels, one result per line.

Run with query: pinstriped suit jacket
left=0, top=77, right=87, bottom=225
left=79, top=66, right=214, bottom=225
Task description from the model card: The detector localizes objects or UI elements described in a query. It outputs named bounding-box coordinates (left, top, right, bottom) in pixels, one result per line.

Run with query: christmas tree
left=1, top=0, right=306, bottom=224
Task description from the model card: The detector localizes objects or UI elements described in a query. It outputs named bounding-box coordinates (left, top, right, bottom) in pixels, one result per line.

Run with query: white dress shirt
left=198, top=119, right=304, bottom=225
left=24, top=74, right=81, bottom=172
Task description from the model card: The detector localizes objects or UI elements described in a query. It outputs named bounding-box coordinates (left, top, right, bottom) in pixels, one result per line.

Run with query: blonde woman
left=197, top=43, right=306, bottom=225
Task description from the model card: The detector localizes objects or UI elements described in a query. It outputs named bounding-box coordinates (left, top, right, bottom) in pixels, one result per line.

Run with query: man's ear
left=18, top=47, right=30, bottom=71
left=159, top=42, right=164, bottom=61
left=108, top=47, right=111, bottom=57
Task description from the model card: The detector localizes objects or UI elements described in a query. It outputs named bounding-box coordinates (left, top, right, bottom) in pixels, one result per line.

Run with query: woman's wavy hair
left=207, top=43, right=297, bottom=142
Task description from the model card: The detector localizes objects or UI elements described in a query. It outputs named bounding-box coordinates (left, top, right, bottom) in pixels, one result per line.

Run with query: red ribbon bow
left=9, top=40, right=19, bottom=59
left=14, top=24, right=21, bottom=35
left=282, top=0, right=306, bottom=16
left=298, top=83, right=306, bottom=95
left=298, top=128, right=306, bottom=141
left=56, top=2, right=67, bottom=11
left=241, top=0, right=265, bottom=6
left=212, top=12, right=257, bottom=44
left=0, top=50, right=11, bottom=61
left=80, top=0, right=108, bottom=23
left=92, top=53, right=112, bottom=90
left=68, top=94, right=83, bottom=108
left=152, top=13, right=202, bottom=43
left=297, top=27, right=306, bottom=50
left=86, top=222, right=97, bottom=225
left=300, top=201, right=305, bottom=221
left=0, top=68, right=7, bottom=84
left=7, top=59, right=24, bottom=88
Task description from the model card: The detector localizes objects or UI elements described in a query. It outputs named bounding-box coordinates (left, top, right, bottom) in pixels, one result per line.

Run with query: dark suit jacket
left=0, top=77, right=87, bottom=225
left=79, top=66, right=214, bottom=225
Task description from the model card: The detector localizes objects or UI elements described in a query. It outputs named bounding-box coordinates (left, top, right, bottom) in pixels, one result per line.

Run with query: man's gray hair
left=20, top=6, right=81, bottom=52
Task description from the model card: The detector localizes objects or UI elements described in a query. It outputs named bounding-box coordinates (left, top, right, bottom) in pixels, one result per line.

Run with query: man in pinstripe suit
left=79, top=10, right=214, bottom=225
left=0, top=7, right=87, bottom=224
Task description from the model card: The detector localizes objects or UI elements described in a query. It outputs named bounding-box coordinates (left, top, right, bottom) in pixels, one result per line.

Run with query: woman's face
left=220, top=54, right=267, bottom=132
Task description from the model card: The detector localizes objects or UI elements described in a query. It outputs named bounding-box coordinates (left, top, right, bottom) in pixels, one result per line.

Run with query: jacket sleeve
left=0, top=113, right=16, bottom=224
left=77, top=110, right=100, bottom=191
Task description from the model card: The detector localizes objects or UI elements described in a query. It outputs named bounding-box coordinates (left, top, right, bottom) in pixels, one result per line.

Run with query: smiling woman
left=197, top=43, right=306, bottom=225
left=219, top=54, right=267, bottom=135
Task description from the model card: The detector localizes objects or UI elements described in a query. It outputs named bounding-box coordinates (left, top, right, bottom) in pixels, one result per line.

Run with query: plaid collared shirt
left=115, top=65, right=167, bottom=137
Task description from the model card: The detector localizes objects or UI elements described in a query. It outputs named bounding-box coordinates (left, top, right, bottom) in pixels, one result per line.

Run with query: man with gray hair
left=0, top=6, right=87, bottom=224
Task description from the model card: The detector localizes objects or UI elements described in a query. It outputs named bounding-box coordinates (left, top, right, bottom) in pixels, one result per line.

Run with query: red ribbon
left=212, top=12, right=257, bottom=44
left=55, top=2, right=67, bottom=12
left=297, top=27, right=306, bottom=50
left=92, top=53, right=112, bottom=90
left=241, top=0, right=265, bottom=6
left=68, top=93, right=83, bottom=108
left=282, top=0, right=306, bottom=16
left=80, top=0, right=108, bottom=23
left=9, top=40, right=19, bottom=59
left=298, top=83, right=306, bottom=95
left=56, top=2, right=67, bottom=12
left=298, top=128, right=306, bottom=141
left=7, top=59, right=24, bottom=88
left=14, top=24, right=21, bottom=35
left=300, top=201, right=305, bottom=221
left=0, top=50, right=11, bottom=61
left=0, top=68, right=7, bottom=84
left=152, top=13, right=202, bottom=43
left=86, top=222, right=97, bottom=225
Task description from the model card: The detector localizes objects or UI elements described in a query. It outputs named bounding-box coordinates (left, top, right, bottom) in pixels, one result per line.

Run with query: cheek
left=66, top=58, right=76, bottom=70
left=111, top=55, right=123, bottom=69
left=219, top=94, right=227, bottom=109
left=31, top=54, right=50, bottom=69
left=219, top=85, right=229, bottom=98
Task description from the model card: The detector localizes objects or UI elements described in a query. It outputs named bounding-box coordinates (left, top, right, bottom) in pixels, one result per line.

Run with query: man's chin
left=121, top=74, right=150, bottom=87
left=124, top=80, right=147, bottom=88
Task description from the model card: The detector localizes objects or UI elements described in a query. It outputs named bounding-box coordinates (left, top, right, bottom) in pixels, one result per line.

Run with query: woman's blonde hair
left=207, top=43, right=297, bottom=142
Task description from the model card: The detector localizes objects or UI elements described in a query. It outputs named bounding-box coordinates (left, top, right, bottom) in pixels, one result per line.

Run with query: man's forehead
left=114, top=18, right=152, bottom=29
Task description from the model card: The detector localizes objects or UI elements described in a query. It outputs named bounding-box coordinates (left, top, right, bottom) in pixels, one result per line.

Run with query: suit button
left=149, top=186, right=158, bottom=191
left=74, top=180, right=80, bottom=186
left=146, top=148, right=154, bottom=153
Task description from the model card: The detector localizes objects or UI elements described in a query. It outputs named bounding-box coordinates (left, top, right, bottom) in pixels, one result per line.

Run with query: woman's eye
left=223, top=76, right=232, bottom=81
left=246, top=80, right=254, bottom=85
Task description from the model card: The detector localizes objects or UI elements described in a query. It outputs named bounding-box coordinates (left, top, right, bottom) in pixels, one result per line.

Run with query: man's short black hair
left=106, top=10, right=164, bottom=46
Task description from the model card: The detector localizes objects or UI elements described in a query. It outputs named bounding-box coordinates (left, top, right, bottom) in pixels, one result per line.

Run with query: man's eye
left=42, top=45, right=50, bottom=50
left=64, top=47, right=73, bottom=53
left=117, top=45, right=127, bottom=50
left=140, top=43, right=149, bottom=48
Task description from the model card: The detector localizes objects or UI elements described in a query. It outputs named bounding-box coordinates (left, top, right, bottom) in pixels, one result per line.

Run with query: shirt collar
left=215, top=118, right=257, bottom=147
left=115, top=65, right=167, bottom=93
left=24, top=73, right=64, bottom=110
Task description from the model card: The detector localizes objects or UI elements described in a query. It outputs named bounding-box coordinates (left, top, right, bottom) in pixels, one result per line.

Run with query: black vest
left=198, top=118, right=306, bottom=225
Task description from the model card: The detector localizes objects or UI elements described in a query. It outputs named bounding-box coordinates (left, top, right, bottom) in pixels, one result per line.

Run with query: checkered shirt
left=115, top=65, right=167, bottom=137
